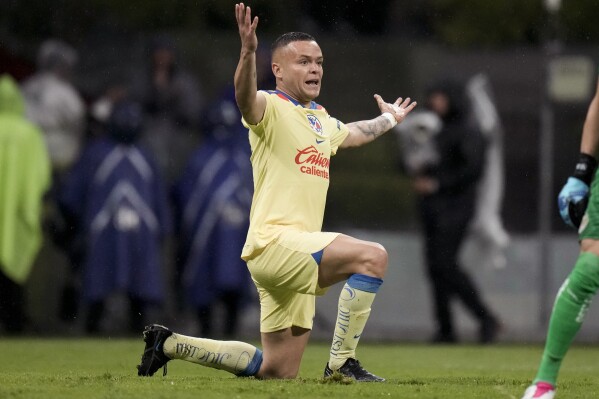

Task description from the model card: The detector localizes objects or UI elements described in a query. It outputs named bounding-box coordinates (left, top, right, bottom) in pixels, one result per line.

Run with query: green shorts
left=579, top=177, right=599, bottom=240
left=246, top=229, right=339, bottom=333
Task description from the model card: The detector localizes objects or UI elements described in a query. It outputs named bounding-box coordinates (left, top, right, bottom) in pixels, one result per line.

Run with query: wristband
left=382, top=112, right=397, bottom=128
left=573, top=152, right=598, bottom=185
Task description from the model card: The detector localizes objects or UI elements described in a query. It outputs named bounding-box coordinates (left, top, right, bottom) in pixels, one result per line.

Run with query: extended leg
left=137, top=324, right=265, bottom=377
left=535, top=251, right=599, bottom=385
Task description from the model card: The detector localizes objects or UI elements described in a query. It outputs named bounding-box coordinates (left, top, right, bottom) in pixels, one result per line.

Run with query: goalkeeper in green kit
left=522, top=78, right=599, bottom=399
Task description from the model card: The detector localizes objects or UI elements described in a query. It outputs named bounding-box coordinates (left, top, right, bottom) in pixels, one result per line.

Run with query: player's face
left=272, top=41, right=323, bottom=105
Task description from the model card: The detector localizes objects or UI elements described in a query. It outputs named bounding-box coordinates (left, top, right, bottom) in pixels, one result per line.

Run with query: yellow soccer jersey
left=241, top=90, right=350, bottom=260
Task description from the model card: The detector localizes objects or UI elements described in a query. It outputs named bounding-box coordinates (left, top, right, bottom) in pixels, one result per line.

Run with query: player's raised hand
left=235, top=3, right=258, bottom=53
left=374, top=94, right=417, bottom=124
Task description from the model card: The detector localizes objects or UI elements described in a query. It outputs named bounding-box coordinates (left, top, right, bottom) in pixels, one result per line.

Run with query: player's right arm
left=234, top=3, right=266, bottom=125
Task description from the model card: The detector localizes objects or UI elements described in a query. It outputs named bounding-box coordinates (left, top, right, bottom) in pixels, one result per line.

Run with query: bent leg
left=258, top=326, right=311, bottom=379
left=319, top=235, right=387, bottom=373
left=318, top=234, right=388, bottom=288
left=328, top=275, right=382, bottom=370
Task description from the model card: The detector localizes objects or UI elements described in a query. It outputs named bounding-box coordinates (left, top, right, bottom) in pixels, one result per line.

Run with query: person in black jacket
left=412, top=80, right=500, bottom=344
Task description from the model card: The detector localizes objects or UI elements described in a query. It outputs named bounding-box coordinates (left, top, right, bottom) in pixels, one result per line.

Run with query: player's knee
left=363, top=243, right=388, bottom=278
left=571, top=252, right=599, bottom=296
left=258, top=364, right=298, bottom=379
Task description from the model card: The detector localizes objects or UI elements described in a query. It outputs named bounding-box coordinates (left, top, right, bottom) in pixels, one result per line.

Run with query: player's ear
left=272, top=62, right=282, bottom=79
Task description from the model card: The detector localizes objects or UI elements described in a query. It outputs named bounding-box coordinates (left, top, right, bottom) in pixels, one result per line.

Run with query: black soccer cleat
left=137, top=324, right=173, bottom=377
left=324, top=358, right=385, bottom=382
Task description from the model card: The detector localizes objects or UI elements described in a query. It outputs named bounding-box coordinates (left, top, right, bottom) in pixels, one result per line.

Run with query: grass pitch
left=1, top=339, right=598, bottom=398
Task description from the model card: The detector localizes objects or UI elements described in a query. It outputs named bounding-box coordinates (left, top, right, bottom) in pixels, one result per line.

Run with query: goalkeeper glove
left=558, top=153, right=597, bottom=228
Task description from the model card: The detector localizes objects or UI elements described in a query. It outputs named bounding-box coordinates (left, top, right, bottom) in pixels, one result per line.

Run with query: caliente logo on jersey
left=295, top=145, right=330, bottom=180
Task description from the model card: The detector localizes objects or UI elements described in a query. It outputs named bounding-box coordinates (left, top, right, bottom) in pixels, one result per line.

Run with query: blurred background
left=2, top=0, right=599, bottom=342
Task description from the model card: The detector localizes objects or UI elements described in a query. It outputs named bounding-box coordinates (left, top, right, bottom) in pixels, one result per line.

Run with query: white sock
left=163, top=333, right=263, bottom=376
left=328, top=274, right=382, bottom=370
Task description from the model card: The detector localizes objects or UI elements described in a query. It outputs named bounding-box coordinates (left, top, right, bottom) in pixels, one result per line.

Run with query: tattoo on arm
left=347, top=115, right=394, bottom=143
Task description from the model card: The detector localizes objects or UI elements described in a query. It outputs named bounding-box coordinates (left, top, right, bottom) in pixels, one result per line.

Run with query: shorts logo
left=307, top=114, right=323, bottom=134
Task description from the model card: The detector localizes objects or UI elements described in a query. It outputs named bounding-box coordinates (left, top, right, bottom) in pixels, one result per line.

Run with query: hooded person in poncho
left=59, top=100, right=171, bottom=334
left=401, top=79, right=500, bottom=344
left=0, top=74, right=52, bottom=333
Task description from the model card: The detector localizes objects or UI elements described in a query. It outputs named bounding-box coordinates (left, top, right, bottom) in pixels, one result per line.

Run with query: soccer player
left=137, top=3, right=416, bottom=381
left=522, top=77, right=599, bottom=398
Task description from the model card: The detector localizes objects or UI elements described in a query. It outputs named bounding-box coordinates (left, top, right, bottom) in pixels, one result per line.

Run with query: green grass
left=0, top=339, right=598, bottom=398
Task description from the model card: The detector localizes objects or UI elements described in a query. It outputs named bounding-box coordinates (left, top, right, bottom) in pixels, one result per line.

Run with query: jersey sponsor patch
left=295, top=145, right=330, bottom=180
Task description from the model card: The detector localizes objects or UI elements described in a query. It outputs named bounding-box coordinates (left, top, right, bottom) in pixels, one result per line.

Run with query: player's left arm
left=340, top=95, right=417, bottom=149
left=580, top=80, right=599, bottom=156
left=558, top=78, right=599, bottom=228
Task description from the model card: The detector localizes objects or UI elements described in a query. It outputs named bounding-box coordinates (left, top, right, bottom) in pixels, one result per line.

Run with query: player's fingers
left=245, top=6, right=252, bottom=26
left=238, top=4, right=246, bottom=26
left=399, top=102, right=417, bottom=117
left=251, top=16, right=259, bottom=31
left=393, top=97, right=402, bottom=106
left=406, top=101, right=417, bottom=112
left=374, top=94, right=385, bottom=105
left=237, top=4, right=247, bottom=29
left=400, top=97, right=412, bottom=107
left=235, top=4, right=241, bottom=25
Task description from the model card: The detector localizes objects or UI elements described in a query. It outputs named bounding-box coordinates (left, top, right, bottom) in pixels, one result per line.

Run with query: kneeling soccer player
left=137, top=3, right=417, bottom=381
